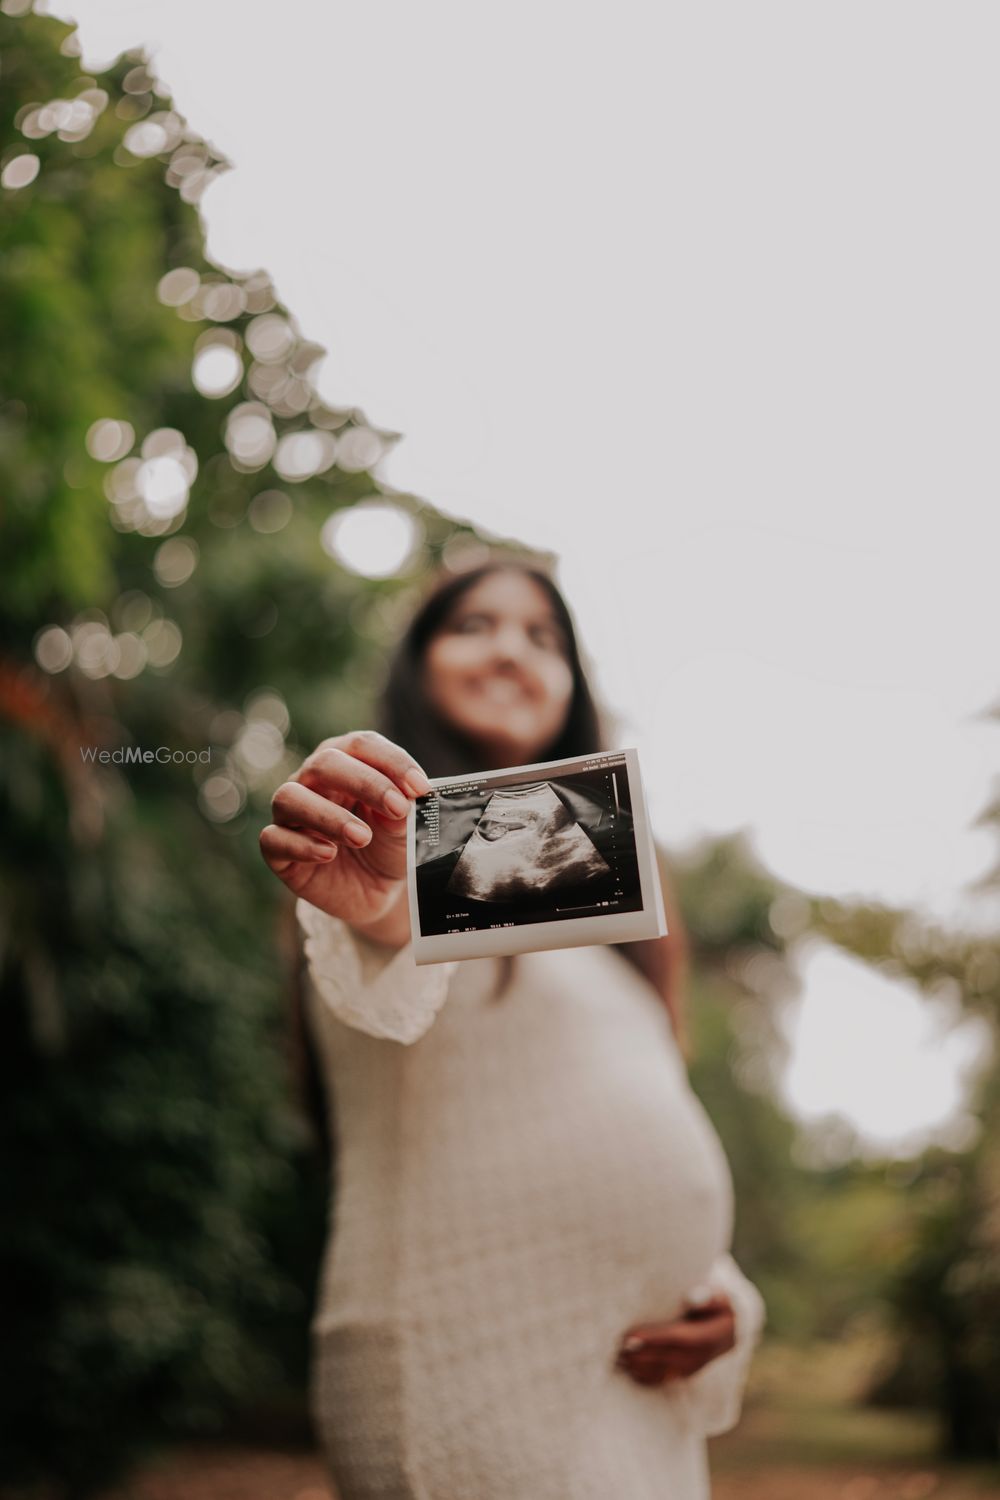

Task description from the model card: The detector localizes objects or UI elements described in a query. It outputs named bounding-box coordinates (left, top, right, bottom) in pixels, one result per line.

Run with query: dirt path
left=101, top=1443, right=999, bottom=1500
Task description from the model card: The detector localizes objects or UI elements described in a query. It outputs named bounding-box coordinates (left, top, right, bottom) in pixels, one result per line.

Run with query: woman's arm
left=616, top=1254, right=766, bottom=1435
left=297, top=896, right=458, bottom=1045
left=668, top=1254, right=766, bottom=1436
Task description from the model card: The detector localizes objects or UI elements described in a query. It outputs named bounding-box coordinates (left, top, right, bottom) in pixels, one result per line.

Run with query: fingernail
left=622, top=1336, right=645, bottom=1355
left=344, top=821, right=372, bottom=846
left=384, top=789, right=410, bottom=818
left=403, top=768, right=432, bottom=796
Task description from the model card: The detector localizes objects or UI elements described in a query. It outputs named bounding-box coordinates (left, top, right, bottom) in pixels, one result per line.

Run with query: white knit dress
left=297, top=899, right=766, bottom=1500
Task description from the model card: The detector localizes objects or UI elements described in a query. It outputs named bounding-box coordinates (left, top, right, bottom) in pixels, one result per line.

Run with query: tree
left=0, top=10, right=479, bottom=1493
left=809, top=873, right=1000, bottom=1456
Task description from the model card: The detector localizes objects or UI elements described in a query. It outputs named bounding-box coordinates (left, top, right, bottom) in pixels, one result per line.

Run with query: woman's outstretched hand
left=260, top=730, right=431, bottom=937
left=616, top=1292, right=736, bottom=1386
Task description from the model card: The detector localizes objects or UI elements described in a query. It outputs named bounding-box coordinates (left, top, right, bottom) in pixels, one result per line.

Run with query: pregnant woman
left=260, top=557, right=765, bottom=1499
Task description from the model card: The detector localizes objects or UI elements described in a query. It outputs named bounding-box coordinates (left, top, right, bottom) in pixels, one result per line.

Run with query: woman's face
left=422, top=569, right=576, bottom=768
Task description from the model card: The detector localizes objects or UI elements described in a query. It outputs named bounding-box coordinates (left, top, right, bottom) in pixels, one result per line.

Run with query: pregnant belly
left=323, top=952, right=735, bottom=1341
left=382, top=1013, right=732, bottom=1334
left=459, top=1052, right=734, bottom=1321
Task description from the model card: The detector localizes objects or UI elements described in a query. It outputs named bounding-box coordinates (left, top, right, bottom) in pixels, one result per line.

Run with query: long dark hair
left=376, top=557, right=607, bottom=776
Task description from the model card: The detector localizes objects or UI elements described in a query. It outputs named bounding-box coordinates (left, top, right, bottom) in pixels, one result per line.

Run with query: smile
left=473, top=678, right=531, bottom=704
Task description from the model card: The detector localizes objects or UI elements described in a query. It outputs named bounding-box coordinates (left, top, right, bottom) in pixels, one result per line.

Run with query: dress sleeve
left=295, top=897, right=459, bottom=1045
left=668, top=1252, right=766, bottom=1437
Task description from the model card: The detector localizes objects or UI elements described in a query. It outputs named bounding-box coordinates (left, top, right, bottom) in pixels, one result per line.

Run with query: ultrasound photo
left=407, top=750, right=667, bottom=964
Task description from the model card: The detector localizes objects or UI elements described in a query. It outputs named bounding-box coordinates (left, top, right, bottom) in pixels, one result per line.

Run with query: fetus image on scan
left=446, top=781, right=611, bottom=904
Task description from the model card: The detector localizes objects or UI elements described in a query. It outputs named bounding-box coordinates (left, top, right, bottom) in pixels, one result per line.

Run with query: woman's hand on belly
left=614, top=1293, right=736, bottom=1387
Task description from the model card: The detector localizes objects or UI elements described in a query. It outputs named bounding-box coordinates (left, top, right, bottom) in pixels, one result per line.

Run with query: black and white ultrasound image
left=414, top=762, right=643, bottom=937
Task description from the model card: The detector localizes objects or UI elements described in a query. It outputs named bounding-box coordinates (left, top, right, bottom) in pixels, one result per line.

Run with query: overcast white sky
left=56, top=0, right=1000, bottom=1152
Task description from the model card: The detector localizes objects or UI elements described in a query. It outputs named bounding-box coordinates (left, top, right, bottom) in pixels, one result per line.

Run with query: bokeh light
left=198, top=280, right=246, bottom=322
left=102, top=429, right=198, bottom=534
left=177, top=166, right=219, bottom=206
left=123, top=110, right=183, bottom=158
left=240, top=271, right=276, bottom=314
left=232, top=719, right=285, bottom=773
left=112, top=590, right=154, bottom=634
left=86, top=419, right=135, bottom=463
left=245, top=314, right=295, bottom=364
left=110, top=632, right=147, bottom=680
left=213, top=689, right=295, bottom=791
left=165, top=143, right=209, bottom=191
left=247, top=361, right=312, bottom=416
left=33, top=625, right=73, bottom=674
left=247, top=489, right=293, bottom=534
left=139, top=429, right=197, bottom=516
left=18, top=87, right=107, bottom=144
left=136, top=455, right=189, bottom=519
left=72, top=619, right=121, bottom=679
left=321, top=500, right=422, bottom=578
left=273, top=429, right=337, bottom=482
left=157, top=266, right=200, bottom=307
left=122, top=64, right=155, bottom=95
left=2, top=153, right=40, bottom=190
left=141, top=618, right=182, bottom=668
left=225, top=403, right=276, bottom=471
left=105, top=457, right=141, bottom=503
left=245, top=689, right=291, bottom=736
left=153, top=536, right=199, bottom=588
left=198, top=774, right=245, bottom=823
left=192, top=343, right=242, bottom=398
left=768, top=892, right=812, bottom=940
left=335, top=425, right=384, bottom=472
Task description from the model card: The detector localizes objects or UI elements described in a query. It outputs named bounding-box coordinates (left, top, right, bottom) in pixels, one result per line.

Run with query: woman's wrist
left=352, top=886, right=411, bottom=951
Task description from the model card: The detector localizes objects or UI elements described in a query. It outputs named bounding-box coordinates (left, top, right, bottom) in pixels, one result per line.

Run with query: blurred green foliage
left=0, top=11, right=468, bottom=1494
left=808, top=891, right=1000, bottom=1458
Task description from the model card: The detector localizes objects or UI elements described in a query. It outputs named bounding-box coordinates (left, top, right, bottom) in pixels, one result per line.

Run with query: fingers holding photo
left=271, top=779, right=374, bottom=849
left=259, top=821, right=338, bottom=877
left=298, top=731, right=431, bottom=813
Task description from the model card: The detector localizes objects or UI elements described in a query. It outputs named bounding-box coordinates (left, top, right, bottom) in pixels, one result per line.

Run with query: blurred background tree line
left=0, top=9, right=997, bottom=1496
